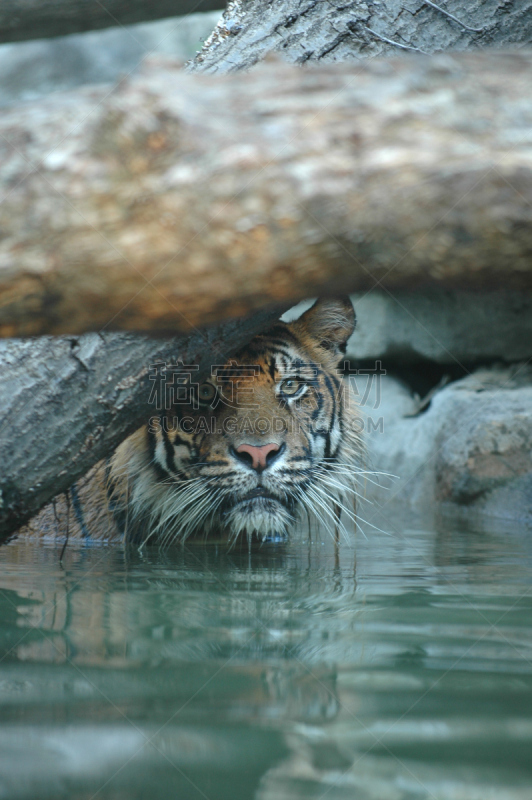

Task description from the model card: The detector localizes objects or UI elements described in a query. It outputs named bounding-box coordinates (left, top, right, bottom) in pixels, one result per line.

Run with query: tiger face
left=108, top=298, right=363, bottom=546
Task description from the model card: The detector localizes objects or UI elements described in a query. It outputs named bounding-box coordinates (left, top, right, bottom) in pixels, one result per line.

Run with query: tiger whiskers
left=299, top=458, right=394, bottom=541
left=159, top=483, right=224, bottom=548
left=296, top=486, right=348, bottom=544
left=174, top=487, right=226, bottom=547
left=137, top=476, right=220, bottom=549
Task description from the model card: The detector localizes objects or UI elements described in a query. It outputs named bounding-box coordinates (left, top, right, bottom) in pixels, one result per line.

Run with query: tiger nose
left=234, top=442, right=282, bottom=471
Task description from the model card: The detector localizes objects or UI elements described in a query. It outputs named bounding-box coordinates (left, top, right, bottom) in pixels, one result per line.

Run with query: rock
left=360, top=365, right=532, bottom=524
left=434, top=368, right=532, bottom=519
left=347, top=290, right=532, bottom=365
left=285, top=290, right=532, bottom=365
left=0, top=11, right=221, bottom=108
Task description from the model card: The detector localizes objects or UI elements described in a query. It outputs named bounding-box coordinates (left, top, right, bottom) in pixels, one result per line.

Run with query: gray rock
left=359, top=365, right=532, bottom=524
left=348, top=289, right=532, bottom=365
left=0, top=11, right=221, bottom=108
left=284, top=290, right=532, bottom=366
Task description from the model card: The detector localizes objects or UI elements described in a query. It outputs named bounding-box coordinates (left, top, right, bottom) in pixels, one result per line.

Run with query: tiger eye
left=198, top=382, right=216, bottom=405
left=280, top=378, right=303, bottom=396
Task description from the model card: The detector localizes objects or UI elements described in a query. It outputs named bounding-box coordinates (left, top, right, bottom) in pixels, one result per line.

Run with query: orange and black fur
left=21, top=299, right=365, bottom=547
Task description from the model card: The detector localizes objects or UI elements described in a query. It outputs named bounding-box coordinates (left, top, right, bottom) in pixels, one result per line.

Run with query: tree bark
left=190, top=0, right=532, bottom=73
left=1, top=52, right=532, bottom=340
left=0, top=308, right=282, bottom=541
left=0, top=0, right=225, bottom=45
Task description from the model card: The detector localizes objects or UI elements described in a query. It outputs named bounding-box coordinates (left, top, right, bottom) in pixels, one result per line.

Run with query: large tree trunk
left=0, top=309, right=281, bottom=541
left=0, top=0, right=225, bottom=45
left=2, top=52, right=532, bottom=340
left=190, top=0, right=532, bottom=73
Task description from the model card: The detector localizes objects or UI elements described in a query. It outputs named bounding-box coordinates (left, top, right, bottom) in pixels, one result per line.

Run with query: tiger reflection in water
left=22, top=298, right=367, bottom=547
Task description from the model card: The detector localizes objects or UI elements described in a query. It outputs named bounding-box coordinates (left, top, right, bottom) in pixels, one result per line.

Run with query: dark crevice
left=340, top=356, right=503, bottom=405
left=384, top=359, right=469, bottom=399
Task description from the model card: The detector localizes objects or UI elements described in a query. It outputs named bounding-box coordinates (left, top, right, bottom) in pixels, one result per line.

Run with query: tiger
left=19, top=298, right=365, bottom=547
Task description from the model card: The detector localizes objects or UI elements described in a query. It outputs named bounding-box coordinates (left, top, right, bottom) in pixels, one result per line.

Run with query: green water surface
left=1, top=511, right=532, bottom=800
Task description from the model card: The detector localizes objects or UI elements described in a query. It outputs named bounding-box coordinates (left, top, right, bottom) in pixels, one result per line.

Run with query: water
left=1, top=510, right=532, bottom=800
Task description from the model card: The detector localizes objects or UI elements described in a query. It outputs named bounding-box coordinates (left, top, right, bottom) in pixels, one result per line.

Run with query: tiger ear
left=295, top=297, right=356, bottom=357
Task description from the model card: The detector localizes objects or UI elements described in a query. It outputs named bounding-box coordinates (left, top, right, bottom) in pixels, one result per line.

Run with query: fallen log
left=0, top=0, right=225, bottom=45
left=0, top=308, right=282, bottom=540
left=1, top=51, right=532, bottom=340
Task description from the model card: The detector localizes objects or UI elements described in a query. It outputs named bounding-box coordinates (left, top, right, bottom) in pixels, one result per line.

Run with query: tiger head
left=109, top=298, right=363, bottom=546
